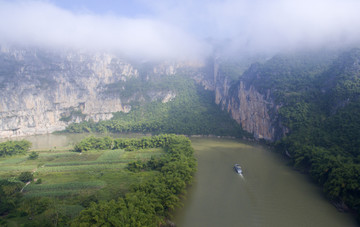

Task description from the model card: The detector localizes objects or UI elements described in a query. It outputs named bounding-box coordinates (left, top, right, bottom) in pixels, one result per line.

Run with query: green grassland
left=0, top=134, right=196, bottom=226
left=0, top=143, right=165, bottom=226
left=1, top=147, right=163, bottom=196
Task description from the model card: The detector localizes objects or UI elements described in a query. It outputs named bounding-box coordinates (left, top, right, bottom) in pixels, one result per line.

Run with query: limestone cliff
left=0, top=47, right=192, bottom=138
left=212, top=61, right=287, bottom=141
left=0, top=46, right=282, bottom=141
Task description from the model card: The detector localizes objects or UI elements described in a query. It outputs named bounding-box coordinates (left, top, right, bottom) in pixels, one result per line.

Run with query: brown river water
left=2, top=134, right=357, bottom=226
left=173, top=137, right=357, bottom=227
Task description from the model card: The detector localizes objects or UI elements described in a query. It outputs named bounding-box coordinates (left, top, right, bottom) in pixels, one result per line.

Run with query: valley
left=2, top=0, right=360, bottom=226
left=1, top=46, right=360, bottom=225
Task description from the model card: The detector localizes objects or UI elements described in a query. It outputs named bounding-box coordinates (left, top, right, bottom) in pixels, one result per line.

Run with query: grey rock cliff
left=211, top=61, right=286, bottom=141
left=0, top=46, right=283, bottom=141
left=0, top=47, right=189, bottom=138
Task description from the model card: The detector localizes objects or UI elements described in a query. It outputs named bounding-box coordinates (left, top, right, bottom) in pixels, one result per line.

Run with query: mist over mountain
left=1, top=0, right=360, bottom=59
left=1, top=0, right=360, bottom=225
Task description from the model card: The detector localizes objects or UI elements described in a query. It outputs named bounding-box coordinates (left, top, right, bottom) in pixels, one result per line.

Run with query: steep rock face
left=213, top=62, right=286, bottom=141
left=0, top=45, right=282, bottom=140
left=0, top=47, right=189, bottom=138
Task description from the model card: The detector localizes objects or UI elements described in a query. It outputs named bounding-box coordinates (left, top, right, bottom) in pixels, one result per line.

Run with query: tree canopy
left=71, top=134, right=196, bottom=226
left=0, top=140, right=32, bottom=157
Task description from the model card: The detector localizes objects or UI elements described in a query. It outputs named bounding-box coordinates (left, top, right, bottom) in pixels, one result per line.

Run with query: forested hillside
left=240, top=49, right=360, bottom=220
left=64, top=73, right=248, bottom=137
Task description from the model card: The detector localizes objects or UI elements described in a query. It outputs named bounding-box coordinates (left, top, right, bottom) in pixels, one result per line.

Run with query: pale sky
left=1, top=0, right=360, bottom=60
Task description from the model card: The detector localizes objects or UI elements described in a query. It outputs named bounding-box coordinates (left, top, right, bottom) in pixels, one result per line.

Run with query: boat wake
left=239, top=173, right=245, bottom=180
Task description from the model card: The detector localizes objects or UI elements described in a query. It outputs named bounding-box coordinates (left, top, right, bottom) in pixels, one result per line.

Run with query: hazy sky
left=1, top=0, right=360, bottom=60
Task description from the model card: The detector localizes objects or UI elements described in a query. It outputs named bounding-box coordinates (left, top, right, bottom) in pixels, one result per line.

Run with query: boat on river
left=234, top=164, right=243, bottom=174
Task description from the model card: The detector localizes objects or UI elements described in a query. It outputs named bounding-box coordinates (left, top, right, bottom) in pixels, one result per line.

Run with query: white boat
left=234, top=164, right=242, bottom=174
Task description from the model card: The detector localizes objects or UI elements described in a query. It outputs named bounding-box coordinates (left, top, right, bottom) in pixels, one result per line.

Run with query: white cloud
left=0, top=1, right=210, bottom=60
left=1, top=0, right=360, bottom=59
left=142, top=0, right=360, bottom=54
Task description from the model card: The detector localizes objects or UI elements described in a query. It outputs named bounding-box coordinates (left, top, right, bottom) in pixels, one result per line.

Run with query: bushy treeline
left=65, top=75, right=247, bottom=138
left=0, top=171, right=39, bottom=221
left=276, top=100, right=360, bottom=218
left=0, top=140, right=32, bottom=157
left=73, top=136, right=113, bottom=152
left=73, top=135, right=178, bottom=152
left=71, top=134, right=196, bottom=226
left=0, top=178, right=24, bottom=219
left=242, top=49, right=360, bottom=220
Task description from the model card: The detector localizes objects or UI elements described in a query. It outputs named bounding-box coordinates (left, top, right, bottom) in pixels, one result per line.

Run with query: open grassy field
left=1, top=134, right=197, bottom=226
left=0, top=146, right=165, bottom=213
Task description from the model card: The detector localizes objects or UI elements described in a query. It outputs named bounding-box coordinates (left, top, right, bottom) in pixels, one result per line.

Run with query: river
left=174, top=137, right=357, bottom=227
left=1, top=134, right=357, bottom=226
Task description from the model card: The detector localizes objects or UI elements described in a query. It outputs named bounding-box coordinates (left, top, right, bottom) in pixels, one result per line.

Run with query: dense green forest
left=64, top=74, right=248, bottom=138
left=241, top=49, right=360, bottom=220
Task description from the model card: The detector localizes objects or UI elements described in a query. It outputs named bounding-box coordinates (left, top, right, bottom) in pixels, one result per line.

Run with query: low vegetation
left=28, top=151, right=39, bottom=160
left=72, top=134, right=196, bottom=226
left=0, top=134, right=196, bottom=226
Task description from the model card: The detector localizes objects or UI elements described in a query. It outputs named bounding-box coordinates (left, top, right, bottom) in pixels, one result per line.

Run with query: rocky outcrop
left=0, top=47, right=135, bottom=137
left=0, top=47, right=191, bottom=138
left=212, top=61, right=287, bottom=141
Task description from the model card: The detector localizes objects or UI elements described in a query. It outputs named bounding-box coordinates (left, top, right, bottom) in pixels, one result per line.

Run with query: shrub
left=18, top=172, right=33, bottom=183
left=28, top=151, right=39, bottom=160
left=0, top=140, right=32, bottom=157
